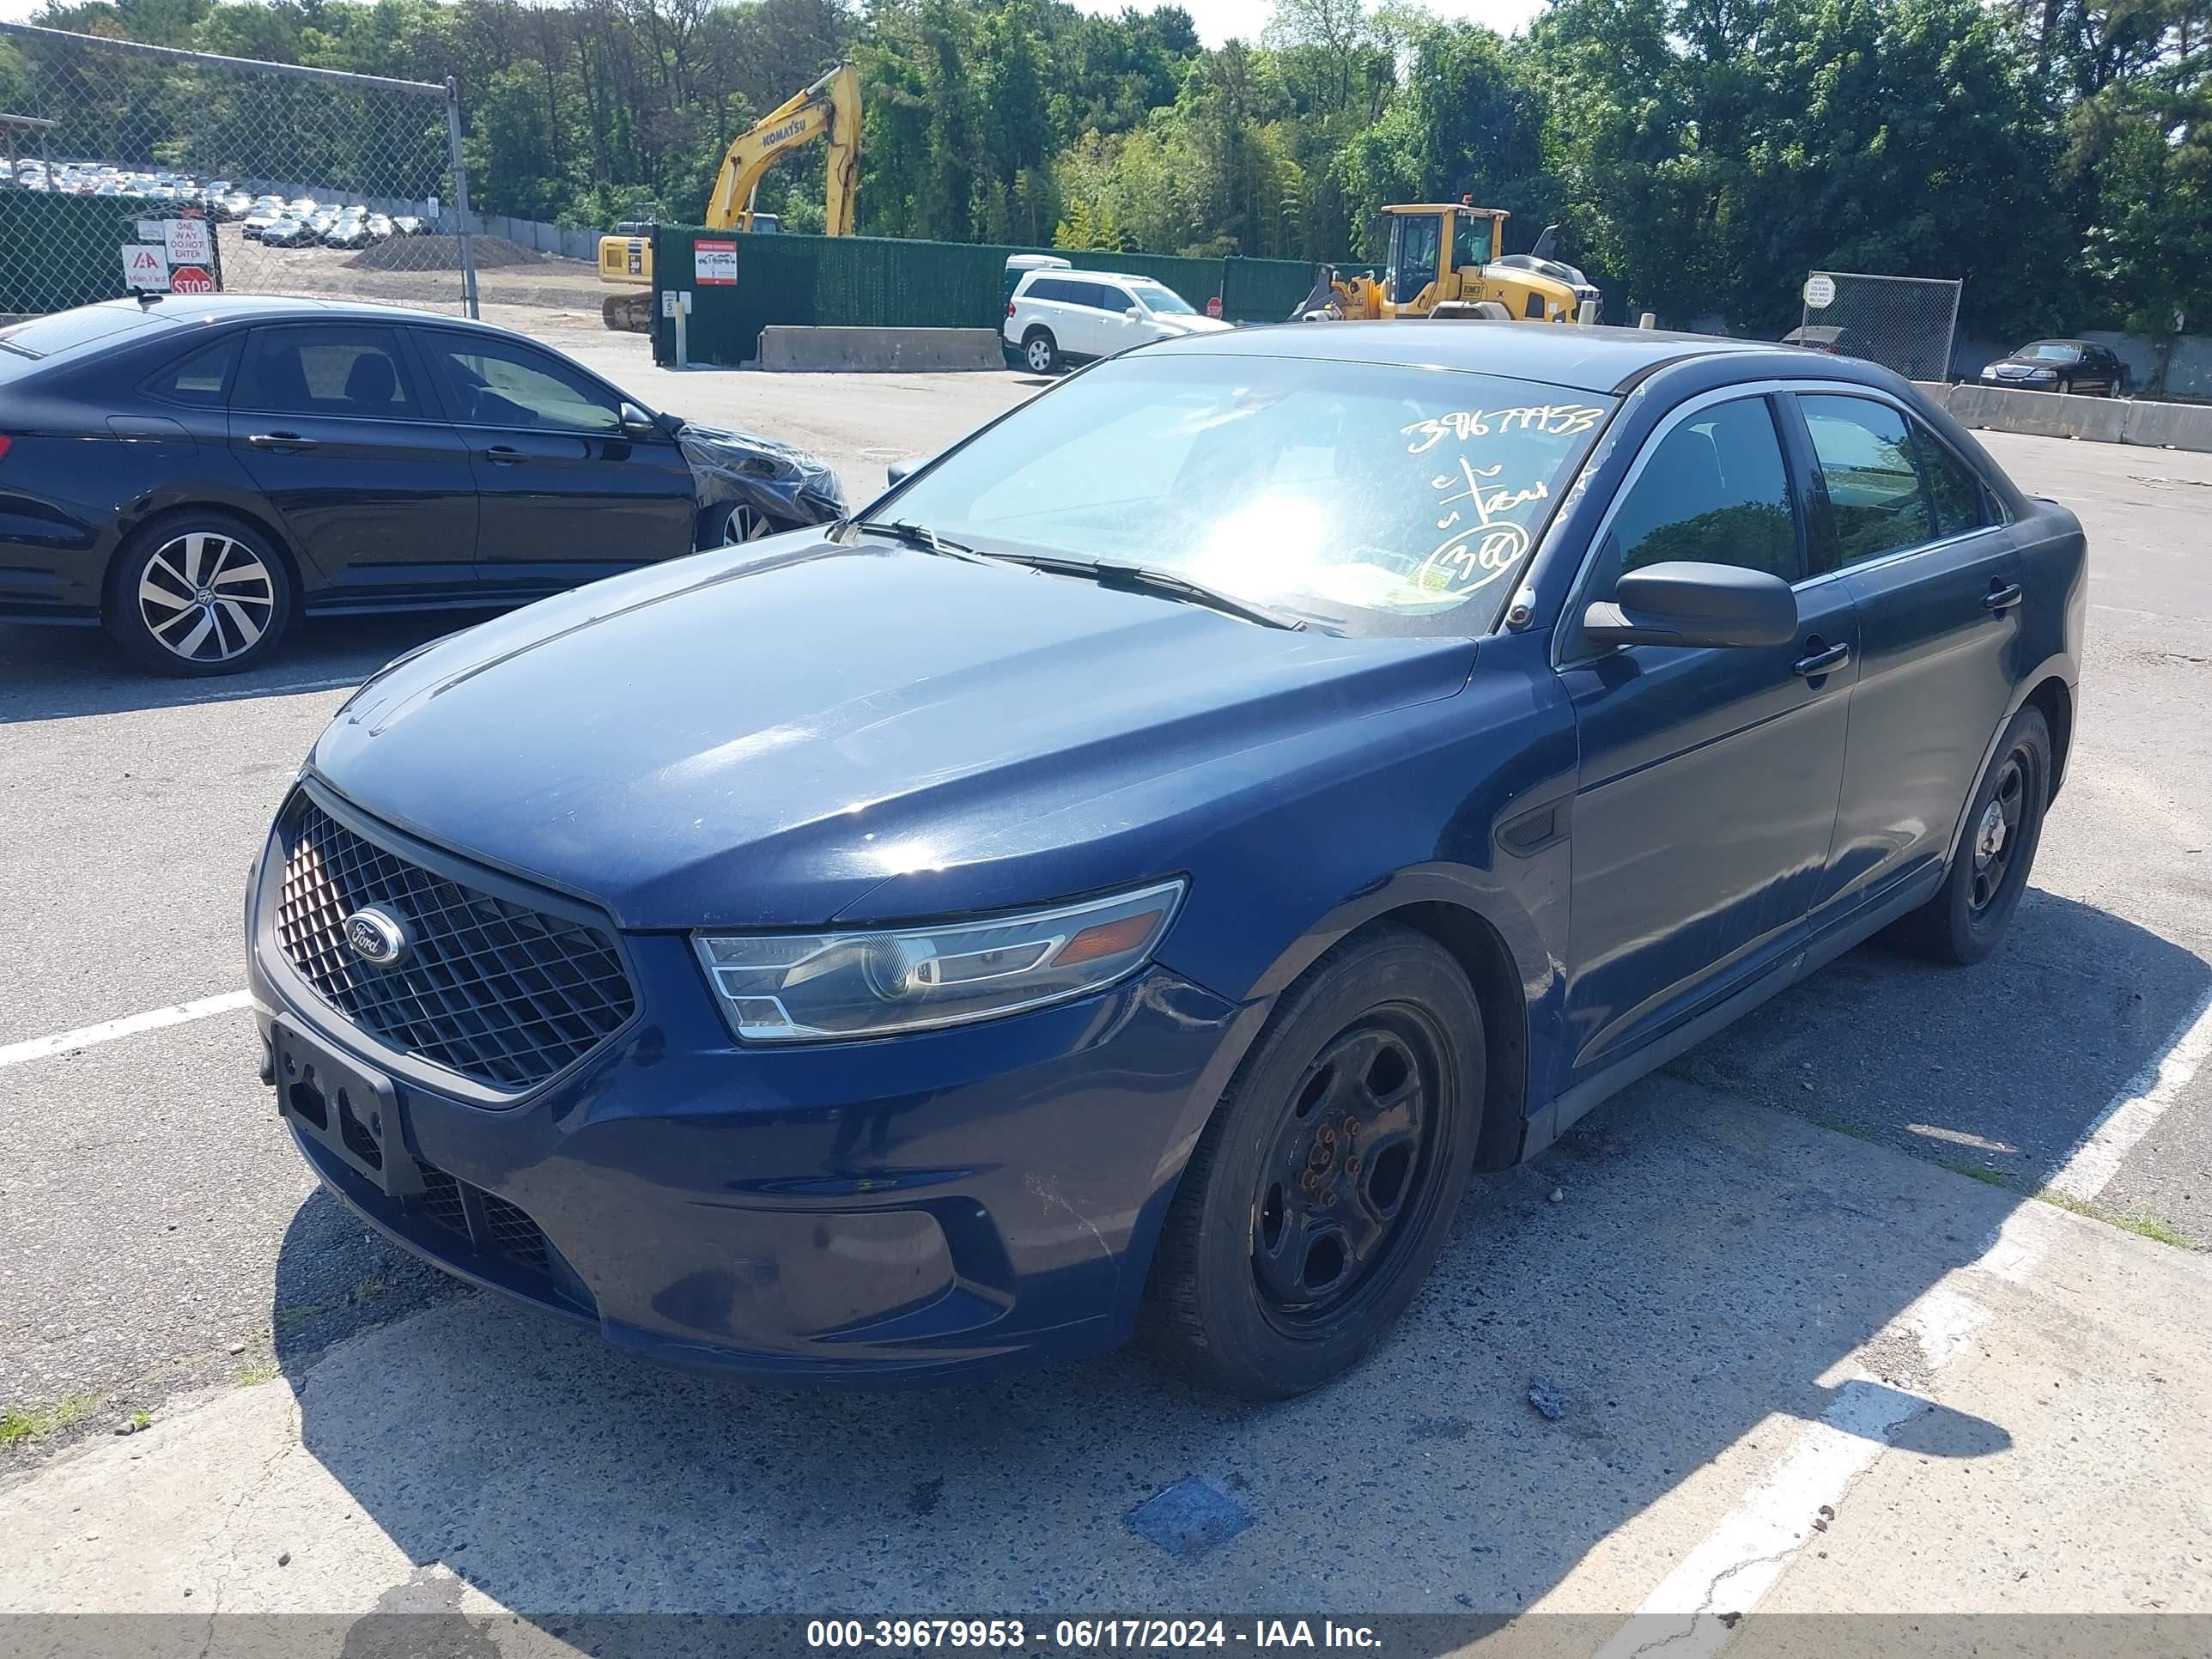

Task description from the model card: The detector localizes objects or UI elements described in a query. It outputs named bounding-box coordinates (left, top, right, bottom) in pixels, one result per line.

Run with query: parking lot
left=3, top=335, right=2210, bottom=1646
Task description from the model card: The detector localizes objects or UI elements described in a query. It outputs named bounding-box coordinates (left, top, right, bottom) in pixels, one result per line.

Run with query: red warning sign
left=170, top=265, right=216, bottom=295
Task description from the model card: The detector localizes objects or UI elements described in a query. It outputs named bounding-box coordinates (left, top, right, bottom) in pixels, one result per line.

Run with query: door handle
left=1793, top=641, right=1851, bottom=678
left=480, top=445, right=525, bottom=465
left=246, top=431, right=316, bottom=452
left=1983, top=581, right=2023, bottom=613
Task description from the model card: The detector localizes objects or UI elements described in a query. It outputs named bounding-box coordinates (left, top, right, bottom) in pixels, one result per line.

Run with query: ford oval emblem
left=343, top=908, right=410, bottom=968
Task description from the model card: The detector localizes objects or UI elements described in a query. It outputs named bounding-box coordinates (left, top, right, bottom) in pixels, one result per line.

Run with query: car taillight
left=0, top=435, right=12, bottom=462
left=1007, top=300, right=1017, bottom=316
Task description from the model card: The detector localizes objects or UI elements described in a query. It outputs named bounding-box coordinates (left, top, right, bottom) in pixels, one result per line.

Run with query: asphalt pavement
left=2, top=346, right=2209, bottom=1644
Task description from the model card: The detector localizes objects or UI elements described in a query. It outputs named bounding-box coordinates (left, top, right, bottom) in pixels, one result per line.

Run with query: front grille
left=272, top=795, right=636, bottom=1091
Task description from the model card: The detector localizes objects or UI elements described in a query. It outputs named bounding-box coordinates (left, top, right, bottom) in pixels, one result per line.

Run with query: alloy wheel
left=726, top=504, right=774, bottom=543
left=1025, top=336, right=1054, bottom=374
left=1252, top=1013, right=1443, bottom=1329
left=137, top=532, right=277, bottom=665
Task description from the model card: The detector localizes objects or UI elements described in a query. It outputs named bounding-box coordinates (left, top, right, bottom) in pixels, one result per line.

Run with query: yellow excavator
left=596, top=62, right=860, bottom=331
left=1294, top=202, right=1602, bottom=325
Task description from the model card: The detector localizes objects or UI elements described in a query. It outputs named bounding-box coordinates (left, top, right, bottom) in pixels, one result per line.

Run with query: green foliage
left=20, top=0, right=2208, bottom=347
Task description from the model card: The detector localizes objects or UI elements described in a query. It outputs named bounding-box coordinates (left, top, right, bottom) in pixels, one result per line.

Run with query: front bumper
left=248, top=791, right=1245, bottom=1384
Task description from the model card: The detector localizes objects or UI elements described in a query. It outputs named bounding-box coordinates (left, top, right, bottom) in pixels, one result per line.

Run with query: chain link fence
left=1799, top=270, right=1963, bottom=382
left=0, top=21, right=486, bottom=319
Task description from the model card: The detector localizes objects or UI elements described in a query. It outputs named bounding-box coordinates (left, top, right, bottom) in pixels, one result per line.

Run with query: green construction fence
left=0, top=191, right=224, bottom=314
left=650, top=227, right=1352, bottom=367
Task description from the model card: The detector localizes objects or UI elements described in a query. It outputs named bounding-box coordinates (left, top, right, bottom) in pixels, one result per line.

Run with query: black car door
left=1789, top=392, right=2022, bottom=923
left=226, top=323, right=478, bottom=602
left=412, top=327, right=696, bottom=590
left=1558, top=392, right=1857, bottom=1076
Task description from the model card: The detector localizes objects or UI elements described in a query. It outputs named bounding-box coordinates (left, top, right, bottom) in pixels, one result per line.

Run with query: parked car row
left=2, top=157, right=437, bottom=240
left=0, top=296, right=845, bottom=674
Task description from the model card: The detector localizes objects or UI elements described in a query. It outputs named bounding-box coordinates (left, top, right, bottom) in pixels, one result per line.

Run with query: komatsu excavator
left=596, top=63, right=860, bottom=331
left=1294, top=202, right=1601, bottom=325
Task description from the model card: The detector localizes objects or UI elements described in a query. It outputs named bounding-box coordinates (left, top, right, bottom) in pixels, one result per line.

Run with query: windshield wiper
left=990, top=550, right=1306, bottom=631
left=848, top=518, right=990, bottom=562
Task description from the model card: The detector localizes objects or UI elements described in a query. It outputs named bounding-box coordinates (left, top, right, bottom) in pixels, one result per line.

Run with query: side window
left=1099, top=286, right=1135, bottom=313
left=1027, top=278, right=1068, bottom=304
left=1911, top=425, right=1994, bottom=538
left=234, top=326, right=418, bottom=417
left=420, top=332, right=621, bottom=434
left=1604, top=396, right=1799, bottom=583
left=1799, top=395, right=1936, bottom=568
left=146, top=335, right=240, bottom=407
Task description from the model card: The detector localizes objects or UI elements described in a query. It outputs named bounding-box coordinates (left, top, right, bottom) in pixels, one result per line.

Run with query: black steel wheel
left=1144, top=925, right=1483, bottom=1398
left=1888, top=704, right=2051, bottom=965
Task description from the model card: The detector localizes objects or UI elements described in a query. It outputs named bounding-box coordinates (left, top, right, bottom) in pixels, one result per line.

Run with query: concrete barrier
left=754, top=326, right=1007, bottom=372
left=1912, top=380, right=2212, bottom=452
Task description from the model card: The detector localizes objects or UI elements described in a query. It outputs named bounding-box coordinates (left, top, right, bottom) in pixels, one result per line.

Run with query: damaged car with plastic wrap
left=250, top=324, right=2084, bottom=1397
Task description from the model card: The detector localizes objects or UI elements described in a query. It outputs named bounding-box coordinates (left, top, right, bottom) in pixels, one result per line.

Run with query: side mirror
left=1583, top=562, right=1797, bottom=649
left=1125, top=306, right=1142, bottom=319
left=885, top=455, right=928, bottom=487
left=619, top=401, right=661, bottom=440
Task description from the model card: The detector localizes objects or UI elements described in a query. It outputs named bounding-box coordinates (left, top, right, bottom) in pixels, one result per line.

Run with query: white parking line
left=2045, top=982, right=2212, bottom=1201
left=0, top=989, right=254, bottom=1070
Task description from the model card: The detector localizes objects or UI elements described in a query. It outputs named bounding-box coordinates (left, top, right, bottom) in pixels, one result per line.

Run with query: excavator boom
left=597, top=62, right=860, bottom=330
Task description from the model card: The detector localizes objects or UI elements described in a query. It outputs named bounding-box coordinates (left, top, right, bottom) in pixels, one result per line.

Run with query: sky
left=1079, top=0, right=1553, bottom=46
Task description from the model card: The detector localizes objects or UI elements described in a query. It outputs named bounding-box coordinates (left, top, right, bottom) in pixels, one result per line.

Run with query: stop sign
left=1206, top=295, right=1224, bottom=319
left=170, top=265, right=216, bottom=295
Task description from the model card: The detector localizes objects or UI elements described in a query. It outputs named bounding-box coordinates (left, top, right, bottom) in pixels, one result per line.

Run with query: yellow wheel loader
left=597, top=63, right=860, bottom=332
left=1294, top=203, right=1601, bottom=325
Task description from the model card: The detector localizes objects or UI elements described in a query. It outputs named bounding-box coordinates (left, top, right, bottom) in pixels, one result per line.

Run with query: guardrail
left=1915, top=382, right=2212, bottom=454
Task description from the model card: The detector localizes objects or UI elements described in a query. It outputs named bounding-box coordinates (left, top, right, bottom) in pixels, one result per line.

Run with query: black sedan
left=1979, top=339, right=2130, bottom=396
left=0, top=296, right=845, bottom=674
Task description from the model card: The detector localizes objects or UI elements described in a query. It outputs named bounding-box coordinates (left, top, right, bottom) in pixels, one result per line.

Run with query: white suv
left=1005, top=269, right=1231, bottom=374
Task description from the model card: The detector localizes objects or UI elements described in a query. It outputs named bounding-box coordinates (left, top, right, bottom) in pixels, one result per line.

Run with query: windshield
left=2020, top=343, right=2081, bottom=362
left=1131, top=282, right=1195, bottom=315
left=878, top=354, right=1614, bottom=636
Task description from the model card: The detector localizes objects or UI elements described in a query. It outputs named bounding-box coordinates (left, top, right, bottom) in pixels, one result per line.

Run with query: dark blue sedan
left=247, top=324, right=2085, bottom=1397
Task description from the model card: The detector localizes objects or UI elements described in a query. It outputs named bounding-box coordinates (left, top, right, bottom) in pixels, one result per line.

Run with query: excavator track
left=602, top=291, right=656, bottom=333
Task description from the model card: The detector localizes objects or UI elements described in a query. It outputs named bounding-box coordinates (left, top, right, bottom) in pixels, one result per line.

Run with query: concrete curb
left=1913, top=380, right=2212, bottom=453
left=755, top=326, right=1007, bottom=373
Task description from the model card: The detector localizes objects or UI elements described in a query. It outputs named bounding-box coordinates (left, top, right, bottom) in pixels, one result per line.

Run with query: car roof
left=1024, top=269, right=1152, bottom=285
left=69, top=294, right=523, bottom=341
left=1141, top=320, right=1803, bottom=395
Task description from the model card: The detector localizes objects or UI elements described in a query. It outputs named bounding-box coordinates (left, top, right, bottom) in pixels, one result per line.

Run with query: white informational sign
left=161, top=217, right=212, bottom=264
left=662, top=289, right=678, bottom=318
left=694, top=240, right=738, bottom=285
left=135, top=220, right=163, bottom=243
left=121, top=244, right=170, bottom=291
left=427, top=196, right=439, bottom=219
left=1803, top=274, right=1837, bottom=309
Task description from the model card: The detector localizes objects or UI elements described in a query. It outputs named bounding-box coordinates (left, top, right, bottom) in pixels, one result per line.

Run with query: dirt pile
left=347, top=234, right=553, bottom=272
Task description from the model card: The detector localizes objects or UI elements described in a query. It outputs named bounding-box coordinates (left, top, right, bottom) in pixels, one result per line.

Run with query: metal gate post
left=1942, top=278, right=1964, bottom=383
left=444, top=76, right=479, bottom=319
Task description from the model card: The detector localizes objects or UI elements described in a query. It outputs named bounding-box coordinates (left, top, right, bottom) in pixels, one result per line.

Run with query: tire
left=103, top=512, right=294, bottom=678
left=1142, top=925, right=1484, bottom=1398
left=715, top=502, right=778, bottom=547
left=1022, top=326, right=1060, bottom=374
left=1887, top=705, right=2051, bottom=965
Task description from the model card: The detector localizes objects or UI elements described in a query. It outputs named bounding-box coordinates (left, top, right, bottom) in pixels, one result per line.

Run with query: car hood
left=1149, top=314, right=1232, bottom=335
left=311, top=536, right=1476, bottom=930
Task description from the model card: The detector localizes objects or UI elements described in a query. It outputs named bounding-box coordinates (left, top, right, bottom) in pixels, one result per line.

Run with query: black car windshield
left=881, top=354, right=1613, bottom=636
left=2020, top=343, right=2082, bottom=362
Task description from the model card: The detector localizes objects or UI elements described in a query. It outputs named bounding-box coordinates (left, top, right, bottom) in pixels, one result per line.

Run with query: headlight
left=694, top=879, right=1185, bottom=1043
left=2029, top=367, right=2057, bottom=379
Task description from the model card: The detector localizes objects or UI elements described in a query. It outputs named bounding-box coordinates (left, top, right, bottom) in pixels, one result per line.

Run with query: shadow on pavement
left=0, top=611, right=487, bottom=725
left=268, top=890, right=2205, bottom=1631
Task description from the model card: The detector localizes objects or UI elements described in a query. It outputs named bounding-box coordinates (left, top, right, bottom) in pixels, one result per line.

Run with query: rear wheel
left=1022, top=326, right=1060, bottom=374
left=1887, top=705, right=2051, bottom=965
left=1143, top=926, right=1483, bottom=1398
left=103, top=513, right=293, bottom=677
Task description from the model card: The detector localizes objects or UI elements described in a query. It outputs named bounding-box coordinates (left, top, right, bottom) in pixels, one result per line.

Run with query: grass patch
left=272, top=1302, right=326, bottom=1332
left=353, top=1273, right=388, bottom=1304
left=0, top=1392, right=104, bottom=1449
left=1808, top=1112, right=1881, bottom=1145
left=234, top=1361, right=281, bottom=1388
left=2030, top=1188, right=2193, bottom=1249
left=130, top=1410, right=151, bottom=1432
left=1940, top=1158, right=2018, bottom=1190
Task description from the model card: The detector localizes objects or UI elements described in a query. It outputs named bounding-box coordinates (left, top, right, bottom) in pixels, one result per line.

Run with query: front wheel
left=104, top=514, right=293, bottom=677
left=1887, top=704, right=2051, bottom=964
left=1022, top=327, right=1060, bottom=374
left=1143, top=926, right=1483, bottom=1398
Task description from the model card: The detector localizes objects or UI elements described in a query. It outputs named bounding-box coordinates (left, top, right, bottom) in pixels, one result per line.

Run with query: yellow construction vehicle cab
left=597, top=63, right=860, bottom=331
left=1297, top=202, right=1601, bottom=325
